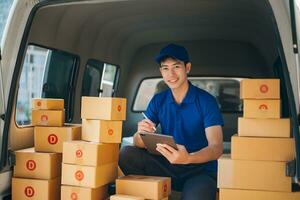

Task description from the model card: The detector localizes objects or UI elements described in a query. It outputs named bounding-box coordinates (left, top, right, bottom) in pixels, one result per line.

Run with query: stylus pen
left=142, top=112, right=157, bottom=132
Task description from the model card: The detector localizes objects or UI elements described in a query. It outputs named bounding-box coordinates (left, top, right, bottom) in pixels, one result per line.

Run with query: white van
left=0, top=0, right=300, bottom=198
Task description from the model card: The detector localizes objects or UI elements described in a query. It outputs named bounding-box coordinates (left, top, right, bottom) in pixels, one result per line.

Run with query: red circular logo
left=75, top=170, right=84, bottom=181
left=24, top=186, right=35, bottom=197
left=259, top=104, right=268, bottom=111
left=260, top=84, right=269, bottom=93
left=117, top=105, right=122, bottom=112
left=37, top=101, right=42, bottom=107
left=48, top=134, right=58, bottom=145
left=108, top=129, right=114, bottom=135
left=26, top=160, right=36, bottom=171
left=76, top=149, right=83, bottom=158
left=70, top=192, right=78, bottom=200
left=41, top=115, right=48, bottom=122
left=163, top=183, right=167, bottom=193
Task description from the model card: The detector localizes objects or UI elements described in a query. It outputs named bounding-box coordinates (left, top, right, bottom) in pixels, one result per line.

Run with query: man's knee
left=118, top=145, right=145, bottom=172
left=119, top=145, right=138, bottom=163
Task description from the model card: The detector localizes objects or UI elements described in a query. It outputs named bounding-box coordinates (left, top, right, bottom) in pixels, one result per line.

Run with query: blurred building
left=0, top=0, right=13, bottom=42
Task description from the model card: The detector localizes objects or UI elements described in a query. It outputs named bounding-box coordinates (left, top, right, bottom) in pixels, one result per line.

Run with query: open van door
left=0, top=0, right=38, bottom=197
left=0, top=48, right=11, bottom=199
left=288, top=0, right=300, bottom=184
left=277, top=0, right=300, bottom=183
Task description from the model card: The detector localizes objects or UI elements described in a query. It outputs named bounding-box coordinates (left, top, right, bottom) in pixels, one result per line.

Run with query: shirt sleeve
left=203, top=95, right=224, bottom=128
left=144, top=95, right=160, bottom=126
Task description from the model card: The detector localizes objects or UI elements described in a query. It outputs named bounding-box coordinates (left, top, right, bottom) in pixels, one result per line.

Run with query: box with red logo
left=32, top=98, right=64, bottom=110
left=238, top=117, right=290, bottom=137
left=82, top=119, right=122, bottom=143
left=81, top=97, right=127, bottom=120
left=34, top=124, right=81, bottom=153
left=243, top=99, right=281, bottom=118
left=61, top=185, right=108, bottom=200
left=61, top=162, right=118, bottom=188
left=62, top=141, right=119, bottom=166
left=32, top=109, right=65, bottom=126
left=240, top=79, right=280, bottom=99
left=110, top=194, right=145, bottom=200
left=116, top=175, right=171, bottom=200
left=13, top=148, right=62, bottom=179
left=12, top=176, right=60, bottom=200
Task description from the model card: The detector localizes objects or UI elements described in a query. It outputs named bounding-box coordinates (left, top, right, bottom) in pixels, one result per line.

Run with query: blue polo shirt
left=145, top=82, right=224, bottom=172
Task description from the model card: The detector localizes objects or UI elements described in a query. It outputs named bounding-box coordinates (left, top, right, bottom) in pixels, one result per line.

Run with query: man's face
left=159, top=58, right=191, bottom=90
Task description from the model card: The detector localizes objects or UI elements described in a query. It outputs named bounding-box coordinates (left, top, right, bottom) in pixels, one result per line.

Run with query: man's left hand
left=156, top=144, right=190, bottom=164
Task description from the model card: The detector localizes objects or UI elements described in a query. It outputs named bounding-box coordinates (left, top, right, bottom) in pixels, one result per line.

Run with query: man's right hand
left=137, top=119, right=156, bottom=133
left=134, top=119, right=156, bottom=148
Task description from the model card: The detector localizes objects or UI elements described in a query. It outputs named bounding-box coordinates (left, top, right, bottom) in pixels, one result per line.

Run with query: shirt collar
left=166, top=81, right=196, bottom=104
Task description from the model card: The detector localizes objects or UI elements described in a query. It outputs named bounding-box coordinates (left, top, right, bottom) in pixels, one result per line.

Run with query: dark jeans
left=118, top=145, right=217, bottom=200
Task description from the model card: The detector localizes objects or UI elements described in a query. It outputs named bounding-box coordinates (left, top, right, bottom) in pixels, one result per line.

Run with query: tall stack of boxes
left=218, top=79, right=300, bottom=199
left=61, top=96, right=126, bottom=199
left=13, top=98, right=81, bottom=200
left=12, top=148, right=61, bottom=200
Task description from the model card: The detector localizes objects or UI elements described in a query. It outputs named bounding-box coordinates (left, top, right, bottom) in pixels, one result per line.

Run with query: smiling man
left=119, top=44, right=224, bottom=200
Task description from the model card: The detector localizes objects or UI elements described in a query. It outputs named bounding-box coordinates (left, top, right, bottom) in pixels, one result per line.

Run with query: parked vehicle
left=0, top=0, right=299, bottom=198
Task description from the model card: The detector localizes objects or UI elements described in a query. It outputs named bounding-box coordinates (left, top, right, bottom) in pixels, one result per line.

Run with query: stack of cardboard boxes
left=61, top=96, right=126, bottom=199
left=218, top=79, right=300, bottom=199
left=111, top=175, right=171, bottom=200
left=12, top=98, right=81, bottom=200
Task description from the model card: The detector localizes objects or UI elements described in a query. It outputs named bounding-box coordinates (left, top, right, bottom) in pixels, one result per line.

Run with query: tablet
left=139, top=132, right=177, bottom=155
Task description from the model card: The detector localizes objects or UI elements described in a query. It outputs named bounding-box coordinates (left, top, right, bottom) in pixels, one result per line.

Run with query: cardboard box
left=218, top=155, right=292, bottom=192
left=238, top=117, right=290, bottom=137
left=82, top=119, right=122, bottom=143
left=110, top=194, right=145, bottom=200
left=240, top=79, right=280, bottom=99
left=61, top=185, right=108, bottom=200
left=12, top=177, right=60, bottom=200
left=116, top=175, right=171, bottom=200
left=243, top=99, right=280, bottom=118
left=219, top=188, right=300, bottom=200
left=61, top=162, right=118, bottom=188
left=32, top=109, right=65, bottom=127
left=34, top=124, right=81, bottom=153
left=81, top=97, right=126, bottom=120
left=14, top=148, right=62, bottom=179
left=63, top=141, right=119, bottom=166
left=32, top=98, right=64, bottom=110
left=231, top=135, right=295, bottom=161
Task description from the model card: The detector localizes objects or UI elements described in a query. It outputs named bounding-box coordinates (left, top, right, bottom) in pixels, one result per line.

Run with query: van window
left=16, top=45, right=78, bottom=126
left=0, top=0, right=14, bottom=43
left=81, top=59, right=119, bottom=97
left=133, top=77, right=242, bottom=112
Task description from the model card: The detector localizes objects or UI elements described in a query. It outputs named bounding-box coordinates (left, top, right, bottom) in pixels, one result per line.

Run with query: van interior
left=9, top=0, right=285, bottom=150
left=2, top=0, right=300, bottom=198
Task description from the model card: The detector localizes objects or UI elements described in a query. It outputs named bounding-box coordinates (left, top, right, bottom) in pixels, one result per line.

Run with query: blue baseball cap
left=155, top=43, right=190, bottom=64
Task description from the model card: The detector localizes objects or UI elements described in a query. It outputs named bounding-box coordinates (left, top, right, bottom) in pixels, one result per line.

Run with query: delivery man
left=119, top=43, right=224, bottom=200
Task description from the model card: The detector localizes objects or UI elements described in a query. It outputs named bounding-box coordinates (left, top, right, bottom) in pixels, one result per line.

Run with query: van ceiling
left=28, top=0, right=277, bottom=77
